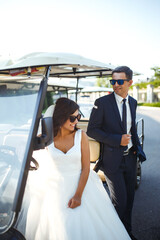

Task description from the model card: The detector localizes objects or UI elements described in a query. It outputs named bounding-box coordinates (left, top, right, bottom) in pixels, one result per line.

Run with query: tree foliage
left=96, top=77, right=111, bottom=87
left=133, top=66, right=160, bottom=89
left=151, top=66, right=160, bottom=80
left=43, top=92, right=54, bottom=111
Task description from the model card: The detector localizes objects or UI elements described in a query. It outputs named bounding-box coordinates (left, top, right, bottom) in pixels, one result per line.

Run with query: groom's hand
left=68, top=196, right=81, bottom=209
left=120, top=134, right=131, bottom=146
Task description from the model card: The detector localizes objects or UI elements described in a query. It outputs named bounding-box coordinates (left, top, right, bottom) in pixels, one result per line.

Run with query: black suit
left=87, top=92, right=146, bottom=233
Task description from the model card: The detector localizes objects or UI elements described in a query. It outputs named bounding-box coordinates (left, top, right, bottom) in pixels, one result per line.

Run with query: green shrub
left=138, top=102, right=160, bottom=107
left=150, top=80, right=160, bottom=88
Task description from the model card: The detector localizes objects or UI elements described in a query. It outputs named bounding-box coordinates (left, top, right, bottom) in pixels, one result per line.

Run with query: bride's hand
left=68, top=196, right=81, bottom=209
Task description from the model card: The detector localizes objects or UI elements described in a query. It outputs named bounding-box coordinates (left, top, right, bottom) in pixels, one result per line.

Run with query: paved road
left=132, top=107, right=160, bottom=240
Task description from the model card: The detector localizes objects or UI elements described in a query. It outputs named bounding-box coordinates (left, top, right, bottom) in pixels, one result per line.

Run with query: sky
left=0, top=0, right=160, bottom=81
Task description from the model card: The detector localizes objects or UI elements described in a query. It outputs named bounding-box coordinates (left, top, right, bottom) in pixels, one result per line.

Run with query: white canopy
left=0, top=52, right=114, bottom=79
left=0, top=57, right=14, bottom=68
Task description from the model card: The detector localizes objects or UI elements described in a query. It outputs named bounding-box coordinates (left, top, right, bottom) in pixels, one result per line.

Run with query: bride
left=16, top=97, right=131, bottom=240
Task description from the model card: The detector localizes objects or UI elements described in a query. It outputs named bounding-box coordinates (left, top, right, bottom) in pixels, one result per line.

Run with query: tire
left=135, top=159, right=141, bottom=189
left=0, top=228, right=26, bottom=240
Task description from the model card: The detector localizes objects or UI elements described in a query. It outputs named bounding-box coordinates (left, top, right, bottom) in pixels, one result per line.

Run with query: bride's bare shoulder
left=80, top=130, right=89, bottom=142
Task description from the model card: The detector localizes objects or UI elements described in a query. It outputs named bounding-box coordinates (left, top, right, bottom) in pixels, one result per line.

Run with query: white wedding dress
left=16, top=129, right=130, bottom=240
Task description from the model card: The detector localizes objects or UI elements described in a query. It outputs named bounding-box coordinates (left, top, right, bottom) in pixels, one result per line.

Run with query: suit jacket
left=87, top=92, right=146, bottom=174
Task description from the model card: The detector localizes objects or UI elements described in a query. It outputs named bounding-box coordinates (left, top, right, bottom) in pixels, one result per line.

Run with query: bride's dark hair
left=53, top=97, right=79, bottom=137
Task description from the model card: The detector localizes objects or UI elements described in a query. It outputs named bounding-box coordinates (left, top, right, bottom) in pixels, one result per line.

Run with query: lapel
left=128, top=96, right=135, bottom=123
left=109, top=92, right=124, bottom=131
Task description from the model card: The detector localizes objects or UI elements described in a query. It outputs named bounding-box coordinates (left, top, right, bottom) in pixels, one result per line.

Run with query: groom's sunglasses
left=110, top=79, right=130, bottom=85
left=69, top=114, right=81, bottom=123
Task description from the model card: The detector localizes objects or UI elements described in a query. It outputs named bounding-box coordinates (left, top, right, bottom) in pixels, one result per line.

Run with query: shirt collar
left=114, top=92, right=129, bottom=103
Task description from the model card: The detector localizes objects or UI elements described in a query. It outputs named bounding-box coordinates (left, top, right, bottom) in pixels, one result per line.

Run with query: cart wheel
left=135, top=159, right=141, bottom=189
left=0, top=227, right=26, bottom=240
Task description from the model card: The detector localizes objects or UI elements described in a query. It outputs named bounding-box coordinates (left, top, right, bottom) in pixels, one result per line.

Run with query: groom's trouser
left=105, top=150, right=137, bottom=233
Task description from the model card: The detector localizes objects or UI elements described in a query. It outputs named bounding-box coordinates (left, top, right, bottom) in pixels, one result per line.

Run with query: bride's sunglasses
left=69, top=114, right=81, bottom=123
left=110, top=79, right=130, bottom=85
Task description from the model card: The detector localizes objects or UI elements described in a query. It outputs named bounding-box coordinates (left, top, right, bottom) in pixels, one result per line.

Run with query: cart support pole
left=75, top=77, right=79, bottom=103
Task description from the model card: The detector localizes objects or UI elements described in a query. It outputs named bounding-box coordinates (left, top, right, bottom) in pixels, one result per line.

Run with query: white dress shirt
left=114, top=92, right=133, bottom=150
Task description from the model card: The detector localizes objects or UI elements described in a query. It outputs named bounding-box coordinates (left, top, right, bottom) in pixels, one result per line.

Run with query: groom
left=87, top=66, right=146, bottom=240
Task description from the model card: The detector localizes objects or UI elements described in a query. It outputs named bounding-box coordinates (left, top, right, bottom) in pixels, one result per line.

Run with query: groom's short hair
left=112, top=66, right=133, bottom=80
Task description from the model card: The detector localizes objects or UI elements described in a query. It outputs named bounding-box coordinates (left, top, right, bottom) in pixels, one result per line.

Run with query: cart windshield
left=0, top=80, right=41, bottom=233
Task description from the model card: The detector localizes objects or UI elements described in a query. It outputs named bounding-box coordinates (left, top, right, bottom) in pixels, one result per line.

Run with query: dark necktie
left=122, top=98, right=127, bottom=134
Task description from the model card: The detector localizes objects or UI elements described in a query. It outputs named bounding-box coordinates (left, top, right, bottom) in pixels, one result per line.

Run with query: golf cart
left=0, top=52, right=144, bottom=239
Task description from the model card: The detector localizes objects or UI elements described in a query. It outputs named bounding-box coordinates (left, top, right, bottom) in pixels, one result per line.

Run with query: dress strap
left=74, top=129, right=82, bottom=149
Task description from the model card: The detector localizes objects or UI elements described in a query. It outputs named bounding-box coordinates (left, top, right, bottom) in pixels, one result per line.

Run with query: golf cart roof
left=0, top=52, right=114, bottom=79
